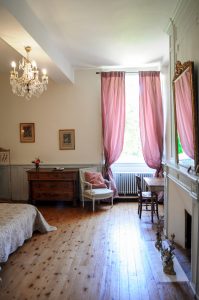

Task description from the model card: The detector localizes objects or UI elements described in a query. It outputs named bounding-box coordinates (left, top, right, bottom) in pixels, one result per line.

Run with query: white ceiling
left=0, top=0, right=179, bottom=83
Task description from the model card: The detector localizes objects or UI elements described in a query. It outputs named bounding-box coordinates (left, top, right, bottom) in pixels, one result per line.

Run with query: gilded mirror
left=173, top=61, right=198, bottom=170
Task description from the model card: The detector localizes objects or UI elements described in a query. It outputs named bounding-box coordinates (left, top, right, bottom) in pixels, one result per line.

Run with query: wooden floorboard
left=0, top=202, right=195, bottom=300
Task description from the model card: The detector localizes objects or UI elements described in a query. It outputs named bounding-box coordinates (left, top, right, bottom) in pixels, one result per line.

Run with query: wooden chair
left=79, top=168, right=114, bottom=212
left=136, top=175, right=159, bottom=221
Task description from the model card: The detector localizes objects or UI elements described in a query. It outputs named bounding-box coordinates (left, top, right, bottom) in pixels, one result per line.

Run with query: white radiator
left=113, top=172, right=153, bottom=195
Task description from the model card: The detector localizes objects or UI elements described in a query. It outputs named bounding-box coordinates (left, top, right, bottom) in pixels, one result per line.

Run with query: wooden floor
left=0, top=202, right=195, bottom=300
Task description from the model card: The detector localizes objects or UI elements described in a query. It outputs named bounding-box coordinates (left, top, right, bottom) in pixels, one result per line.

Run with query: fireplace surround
left=165, top=164, right=199, bottom=299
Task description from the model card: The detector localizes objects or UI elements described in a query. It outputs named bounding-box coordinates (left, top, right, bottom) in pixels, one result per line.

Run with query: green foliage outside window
left=177, top=135, right=183, bottom=154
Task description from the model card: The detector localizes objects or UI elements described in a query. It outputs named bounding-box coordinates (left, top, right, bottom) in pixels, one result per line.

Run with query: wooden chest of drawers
left=27, top=168, right=79, bottom=206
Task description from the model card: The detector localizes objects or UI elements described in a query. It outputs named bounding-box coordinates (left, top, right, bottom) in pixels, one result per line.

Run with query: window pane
left=178, top=134, right=194, bottom=167
left=116, top=74, right=144, bottom=163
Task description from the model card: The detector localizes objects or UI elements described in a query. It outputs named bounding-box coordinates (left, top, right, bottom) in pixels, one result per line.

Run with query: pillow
left=84, top=171, right=107, bottom=189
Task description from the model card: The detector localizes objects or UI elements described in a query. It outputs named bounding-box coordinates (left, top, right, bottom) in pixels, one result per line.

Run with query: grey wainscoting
left=0, top=165, right=12, bottom=200
left=0, top=164, right=100, bottom=202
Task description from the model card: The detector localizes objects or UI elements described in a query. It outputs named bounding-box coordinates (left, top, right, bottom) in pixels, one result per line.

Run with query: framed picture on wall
left=20, top=123, right=35, bottom=143
left=59, top=129, right=75, bottom=150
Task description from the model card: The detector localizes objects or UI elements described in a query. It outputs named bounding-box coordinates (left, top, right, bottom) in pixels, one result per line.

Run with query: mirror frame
left=173, top=60, right=198, bottom=170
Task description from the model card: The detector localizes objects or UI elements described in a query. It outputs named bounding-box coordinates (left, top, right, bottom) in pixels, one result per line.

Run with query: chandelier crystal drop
left=10, top=46, right=48, bottom=100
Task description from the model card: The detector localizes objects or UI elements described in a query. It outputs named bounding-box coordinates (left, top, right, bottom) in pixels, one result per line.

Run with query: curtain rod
left=96, top=71, right=139, bottom=74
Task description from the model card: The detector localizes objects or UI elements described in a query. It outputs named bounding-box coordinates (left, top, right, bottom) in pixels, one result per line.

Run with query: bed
left=0, top=203, right=56, bottom=263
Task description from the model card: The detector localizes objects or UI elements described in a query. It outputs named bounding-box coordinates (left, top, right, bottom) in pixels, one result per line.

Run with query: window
left=178, top=135, right=194, bottom=167
left=116, top=73, right=144, bottom=163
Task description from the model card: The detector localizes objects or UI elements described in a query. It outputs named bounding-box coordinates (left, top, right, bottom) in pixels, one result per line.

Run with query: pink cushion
left=84, top=171, right=107, bottom=189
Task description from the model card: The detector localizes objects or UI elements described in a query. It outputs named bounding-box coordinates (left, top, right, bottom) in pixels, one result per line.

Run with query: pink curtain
left=175, top=67, right=194, bottom=159
left=101, top=72, right=125, bottom=194
left=139, top=71, right=163, bottom=177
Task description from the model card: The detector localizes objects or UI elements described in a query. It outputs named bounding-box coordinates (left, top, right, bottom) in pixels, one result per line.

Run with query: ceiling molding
left=0, top=0, right=74, bottom=83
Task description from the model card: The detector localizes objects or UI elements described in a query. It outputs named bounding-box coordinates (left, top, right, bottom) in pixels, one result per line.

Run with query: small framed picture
left=20, top=123, right=35, bottom=143
left=59, top=129, right=75, bottom=150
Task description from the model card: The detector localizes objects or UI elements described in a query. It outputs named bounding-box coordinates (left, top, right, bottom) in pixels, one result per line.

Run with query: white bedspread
left=0, top=203, right=56, bottom=263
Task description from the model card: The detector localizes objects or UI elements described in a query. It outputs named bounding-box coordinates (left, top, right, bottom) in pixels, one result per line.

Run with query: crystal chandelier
left=10, top=46, right=48, bottom=100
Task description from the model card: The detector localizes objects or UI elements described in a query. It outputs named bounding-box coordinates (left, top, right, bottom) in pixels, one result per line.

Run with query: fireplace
left=165, top=164, right=199, bottom=299
left=185, top=210, right=192, bottom=250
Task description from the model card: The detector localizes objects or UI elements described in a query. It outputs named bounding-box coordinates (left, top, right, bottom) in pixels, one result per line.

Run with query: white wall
left=175, top=0, right=199, bottom=66
left=160, top=65, right=171, bottom=162
left=0, top=69, right=102, bottom=165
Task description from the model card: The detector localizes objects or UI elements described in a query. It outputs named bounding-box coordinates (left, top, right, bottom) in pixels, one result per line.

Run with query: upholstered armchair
left=79, top=168, right=113, bottom=212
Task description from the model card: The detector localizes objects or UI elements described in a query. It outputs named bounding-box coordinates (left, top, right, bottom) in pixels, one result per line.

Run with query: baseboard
left=189, top=281, right=198, bottom=299
left=0, top=199, right=27, bottom=203
left=115, top=195, right=138, bottom=202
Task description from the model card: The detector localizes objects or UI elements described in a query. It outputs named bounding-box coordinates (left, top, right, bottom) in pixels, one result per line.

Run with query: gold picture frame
left=59, top=129, right=75, bottom=150
left=20, top=123, right=35, bottom=143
